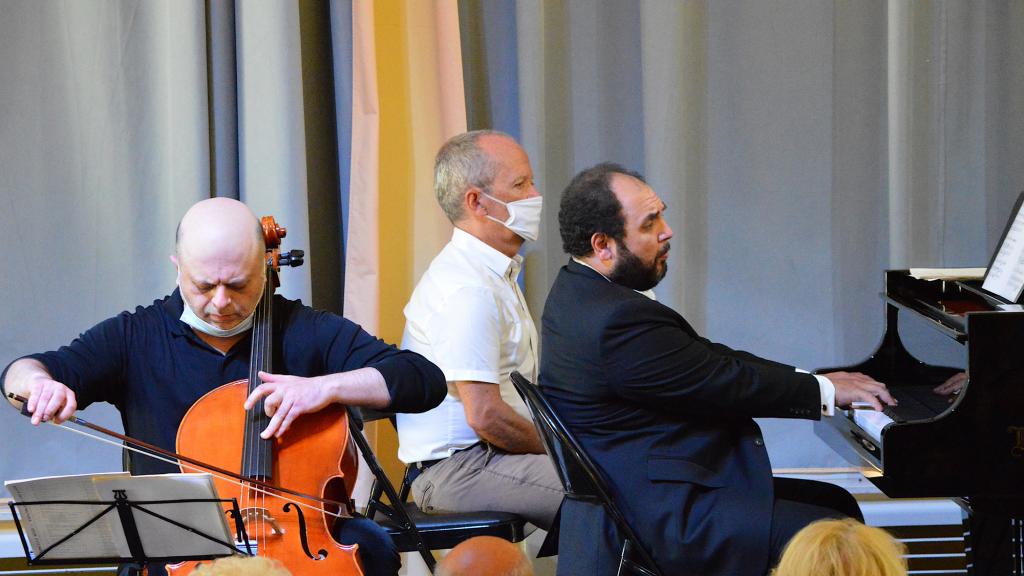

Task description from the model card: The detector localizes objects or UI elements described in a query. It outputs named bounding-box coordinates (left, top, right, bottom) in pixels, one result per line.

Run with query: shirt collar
left=164, top=288, right=190, bottom=336
left=452, top=227, right=523, bottom=281
left=570, top=256, right=657, bottom=301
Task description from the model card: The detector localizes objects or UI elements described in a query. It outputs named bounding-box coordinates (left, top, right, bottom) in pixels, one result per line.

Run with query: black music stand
left=8, top=482, right=251, bottom=574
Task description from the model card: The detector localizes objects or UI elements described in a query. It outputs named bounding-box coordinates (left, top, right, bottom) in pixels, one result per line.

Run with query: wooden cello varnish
left=167, top=217, right=363, bottom=575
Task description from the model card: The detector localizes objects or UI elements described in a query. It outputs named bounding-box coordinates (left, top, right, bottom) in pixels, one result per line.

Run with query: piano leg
left=964, top=503, right=1024, bottom=575
left=1016, top=519, right=1024, bottom=576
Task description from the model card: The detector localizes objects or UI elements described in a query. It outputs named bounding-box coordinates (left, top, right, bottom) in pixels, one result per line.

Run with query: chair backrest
left=345, top=407, right=437, bottom=568
left=510, top=371, right=663, bottom=576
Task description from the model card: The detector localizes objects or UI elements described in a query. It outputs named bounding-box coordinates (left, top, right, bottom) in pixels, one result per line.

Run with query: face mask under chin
left=179, top=300, right=257, bottom=338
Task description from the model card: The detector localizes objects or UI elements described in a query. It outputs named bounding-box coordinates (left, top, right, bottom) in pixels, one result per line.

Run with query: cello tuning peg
left=279, top=249, right=304, bottom=268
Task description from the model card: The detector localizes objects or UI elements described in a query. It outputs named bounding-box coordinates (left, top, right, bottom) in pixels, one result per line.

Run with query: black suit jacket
left=539, top=260, right=821, bottom=575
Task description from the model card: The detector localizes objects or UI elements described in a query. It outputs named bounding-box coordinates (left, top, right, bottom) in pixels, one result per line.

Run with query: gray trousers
left=410, top=442, right=563, bottom=530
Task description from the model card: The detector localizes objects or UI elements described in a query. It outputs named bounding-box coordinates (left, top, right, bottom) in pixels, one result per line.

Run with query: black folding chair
left=510, top=371, right=663, bottom=576
left=346, top=408, right=528, bottom=570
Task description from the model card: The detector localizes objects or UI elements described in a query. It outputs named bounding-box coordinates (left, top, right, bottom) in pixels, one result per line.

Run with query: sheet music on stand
left=982, top=191, right=1024, bottom=304
left=4, top=472, right=242, bottom=566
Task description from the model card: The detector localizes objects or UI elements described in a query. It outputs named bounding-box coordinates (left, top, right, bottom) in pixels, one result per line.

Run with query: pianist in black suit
left=539, top=163, right=896, bottom=576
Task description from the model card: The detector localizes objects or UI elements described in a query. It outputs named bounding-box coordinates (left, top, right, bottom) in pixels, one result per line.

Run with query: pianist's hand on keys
left=824, top=371, right=896, bottom=412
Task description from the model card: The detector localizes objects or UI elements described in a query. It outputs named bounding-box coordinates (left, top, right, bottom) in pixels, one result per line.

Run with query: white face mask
left=483, top=192, right=543, bottom=242
left=180, top=299, right=257, bottom=338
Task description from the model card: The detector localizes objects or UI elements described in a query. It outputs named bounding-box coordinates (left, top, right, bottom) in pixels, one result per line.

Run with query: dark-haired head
left=558, top=162, right=645, bottom=258
left=559, top=163, right=672, bottom=291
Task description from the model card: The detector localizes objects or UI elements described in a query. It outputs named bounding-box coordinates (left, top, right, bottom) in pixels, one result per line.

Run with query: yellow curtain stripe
left=372, top=0, right=416, bottom=345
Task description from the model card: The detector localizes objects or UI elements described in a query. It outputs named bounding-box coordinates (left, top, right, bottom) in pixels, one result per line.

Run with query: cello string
left=256, top=274, right=270, bottom=552
left=248, top=278, right=258, bottom=549
left=253, top=265, right=272, bottom=548
left=47, top=418, right=347, bottom=521
left=247, top=272, right=266, bottom=553
left=255, top=270, right=273, bottom=552
left=261, top=274, right=272, bottom=550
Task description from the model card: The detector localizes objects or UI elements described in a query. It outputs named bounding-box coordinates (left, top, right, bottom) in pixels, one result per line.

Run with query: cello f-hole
left=283, top=502, right=328, bottom=561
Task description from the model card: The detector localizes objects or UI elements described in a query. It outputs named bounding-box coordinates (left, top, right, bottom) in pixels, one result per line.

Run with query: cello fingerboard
left=243, top=271, right=275, bottom=479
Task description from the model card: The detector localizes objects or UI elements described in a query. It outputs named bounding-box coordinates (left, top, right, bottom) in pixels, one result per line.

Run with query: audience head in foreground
left=192, top=555, right=292, bottom=576
left=774, top=518, right=907, bottom=576
left=434, top=536, right=534, bottom=576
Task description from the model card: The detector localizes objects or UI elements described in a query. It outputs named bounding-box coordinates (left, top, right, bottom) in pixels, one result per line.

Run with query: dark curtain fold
left=205, top=0, right=239, bottom=199
left=298, top=0, right=344, bottom=315
left=331, top=0, right=354, bottom=318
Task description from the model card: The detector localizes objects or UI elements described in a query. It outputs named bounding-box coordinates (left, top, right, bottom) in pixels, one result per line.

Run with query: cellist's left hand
left=245, top=371, right=335, bottom=439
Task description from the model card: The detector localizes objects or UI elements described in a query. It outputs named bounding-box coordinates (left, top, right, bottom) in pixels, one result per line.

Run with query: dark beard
left=608, top=242, right=668, bottom=291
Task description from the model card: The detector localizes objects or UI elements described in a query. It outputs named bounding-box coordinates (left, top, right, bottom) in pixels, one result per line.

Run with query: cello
left=168, top=216, right=363, bottom=575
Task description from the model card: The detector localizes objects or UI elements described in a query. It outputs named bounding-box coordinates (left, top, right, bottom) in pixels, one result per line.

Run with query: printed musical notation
left=983, top=196, right=1024, bottom=303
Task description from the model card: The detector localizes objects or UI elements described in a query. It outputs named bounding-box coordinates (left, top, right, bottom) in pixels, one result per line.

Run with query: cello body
left=168, top=380, right=363, bottom=575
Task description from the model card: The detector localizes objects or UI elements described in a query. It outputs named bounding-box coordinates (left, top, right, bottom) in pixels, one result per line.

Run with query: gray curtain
left=3, top=0, right=1023, bottom=494
left=0, top=0, right=349, bottom=496
left=0, top=1, right=209, bottom=488
left=462, top=0, right=1024, bottom=468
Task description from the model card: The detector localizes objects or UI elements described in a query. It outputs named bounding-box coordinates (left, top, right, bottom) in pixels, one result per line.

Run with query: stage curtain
left=459, top=0, right=1024, bottom=468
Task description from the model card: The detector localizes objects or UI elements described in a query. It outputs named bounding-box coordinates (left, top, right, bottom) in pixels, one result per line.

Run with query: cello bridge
left=240, top=507, right=285, bottom=535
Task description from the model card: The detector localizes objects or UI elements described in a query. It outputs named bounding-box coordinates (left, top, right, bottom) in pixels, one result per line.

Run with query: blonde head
left=191, top=555, right=292, bottom=576
left=773, top=519, right=907, bottom=576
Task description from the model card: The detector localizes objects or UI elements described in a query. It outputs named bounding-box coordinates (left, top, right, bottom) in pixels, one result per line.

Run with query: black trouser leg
left=768, top=477, right=863, bottom=564
left=334, top=513, right=402, bottom=576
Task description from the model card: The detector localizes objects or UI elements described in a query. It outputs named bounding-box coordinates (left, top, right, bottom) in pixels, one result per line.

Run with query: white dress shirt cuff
left=814, top=374, right=836, bottom=416
left=795, top=368, right=836, bottom=416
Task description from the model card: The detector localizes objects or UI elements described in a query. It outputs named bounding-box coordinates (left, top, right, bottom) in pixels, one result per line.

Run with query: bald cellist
left=2, top=198, right=447, bottom=575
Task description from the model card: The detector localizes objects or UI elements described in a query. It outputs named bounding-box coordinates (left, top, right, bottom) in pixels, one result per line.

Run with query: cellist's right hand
left=244, top=371, right=335, bottom=439
left=4, top=358, right=77, bottom=425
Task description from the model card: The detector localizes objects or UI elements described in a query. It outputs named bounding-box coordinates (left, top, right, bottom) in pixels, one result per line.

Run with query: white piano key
left=852, top=409, right=894, bottom=444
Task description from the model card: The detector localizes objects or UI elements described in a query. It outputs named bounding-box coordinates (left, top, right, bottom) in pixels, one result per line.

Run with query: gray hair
left=434, top=130, right=512, bottom=222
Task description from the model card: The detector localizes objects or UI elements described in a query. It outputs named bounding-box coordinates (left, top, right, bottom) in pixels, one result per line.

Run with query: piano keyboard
left=852, top=409, right=893, bottom=444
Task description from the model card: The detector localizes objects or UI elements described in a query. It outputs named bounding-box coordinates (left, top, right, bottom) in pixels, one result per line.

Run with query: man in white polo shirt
left=397, top=130, right=562, bottom=531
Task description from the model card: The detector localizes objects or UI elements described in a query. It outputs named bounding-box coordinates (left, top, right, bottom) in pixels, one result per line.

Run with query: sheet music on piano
left=982, top=191, right=1024, bottom=303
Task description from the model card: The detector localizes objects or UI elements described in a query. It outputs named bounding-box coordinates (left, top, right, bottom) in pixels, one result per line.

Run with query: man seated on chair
left=396, top=130, right=562, bottom=532
left=538, top=163, right=896, bottom=575
left=2, top=197, right=447, bottom=576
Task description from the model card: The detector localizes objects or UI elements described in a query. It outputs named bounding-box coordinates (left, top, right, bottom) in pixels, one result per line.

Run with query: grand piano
left=814, top=269, right=1024, bottom=575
